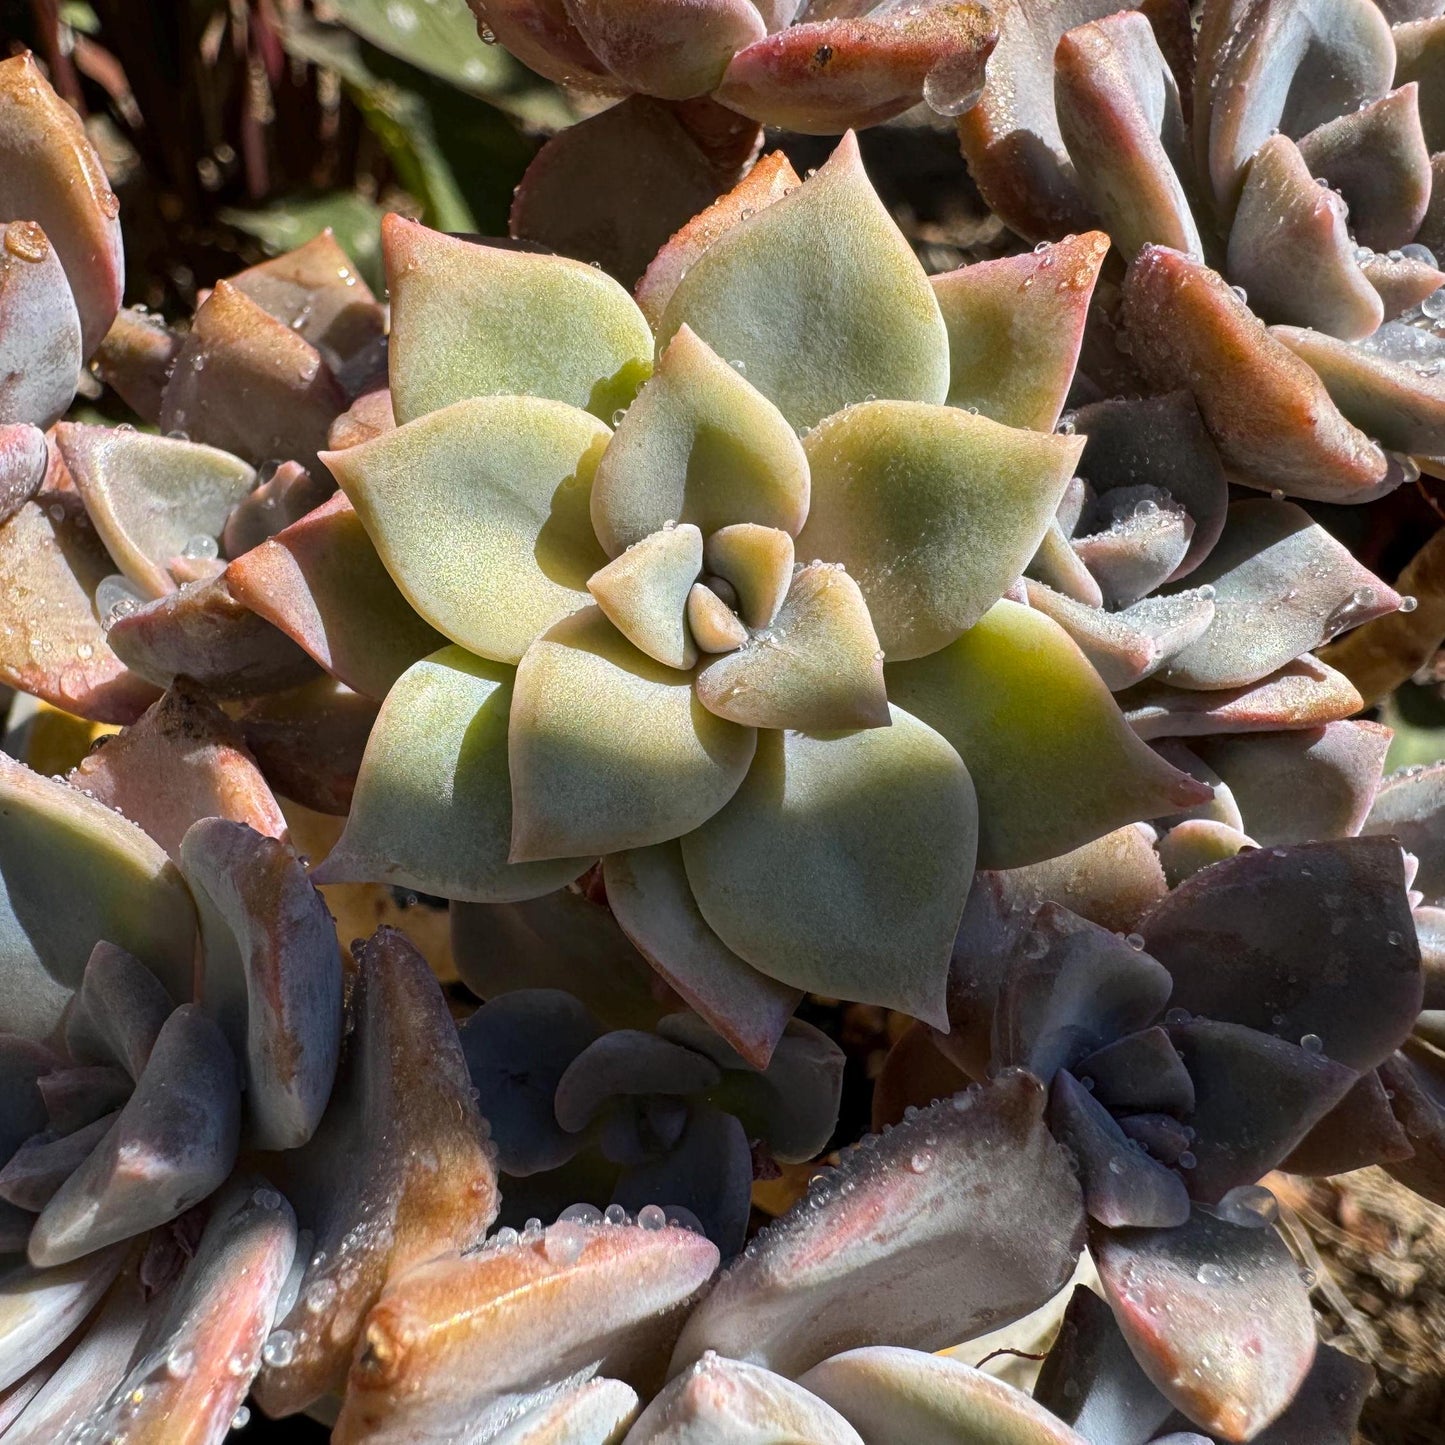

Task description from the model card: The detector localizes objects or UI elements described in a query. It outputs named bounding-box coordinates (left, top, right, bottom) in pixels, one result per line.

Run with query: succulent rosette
left=960, top=0, right=1445, bottom=503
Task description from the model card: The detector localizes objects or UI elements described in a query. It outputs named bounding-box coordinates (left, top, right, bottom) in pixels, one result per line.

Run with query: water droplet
left=3, top=220, right=49, bottom=262
left=1177, top=1150, right=1197, bottom=1169
left=1398, top=594, right=1419, bottom=613
left=909, top=1149, right=934, bottom=1173
left=638, top=1203, right=666, bottom=1231
left=1216, top=1184, right=1279, bottom=1228
left=164, top=1346, right=195, bottom=1378
left=230, top=1405, right=250, bottom=1431
left=558, top=1202, right=603, bottom=1225
left=1125, top=932, right=1145, bottom=950
left=262, top=1329, right=296, bottom=1367
left=1165, top=1007, right=1191, bottom=1026
left=1300, top=1032, right=1324, bottom=1055
left=603, top=1203, right=629, bottom=1226
left=1196, top=1262, right=1230, bottom=1286
left=304, top=1277, right=337, bottom=1314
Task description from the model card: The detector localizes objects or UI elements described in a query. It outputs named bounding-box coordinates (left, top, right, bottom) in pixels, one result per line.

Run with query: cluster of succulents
left=2, top=4, right=1445, bottom=1442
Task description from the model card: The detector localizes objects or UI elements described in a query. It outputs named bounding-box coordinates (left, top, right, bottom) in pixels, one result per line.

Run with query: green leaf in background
left=1382, top=681, right=1445, bottom=771
left=326, top=0, right=511, bottom=100
left=221, top=192, right=389, bottom=295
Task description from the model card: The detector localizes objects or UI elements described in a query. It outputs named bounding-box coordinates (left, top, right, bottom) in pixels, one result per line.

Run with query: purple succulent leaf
left=469, top=0, right=615, bottom=90
left=1140, top=837, right=1422, bottom=1071
left=1072, top=492, right=1195, bottom=607
left=1280, top=1066, right=1415, bottom=1173
left=252, top=928, right=499, bottom=1419
left=180, top=818, right=343, bottom=1151
left=1049, top=1069, right=1191, bottom=1228
left=1359, top=248, right=1445, bottom=319
left=613, top=1105, right=753, bottom=1256
left=1226, top=135, right=1384, bottom=339
left=36, top=1064, right=130, bottom=1133
left=0, top=754, right=196, bottom=1040
left=0, top=53, right=122, bottom=358
left=458, top=989, right=601, bottom=1176
left=0, top=1267, right=149, bottom=1445
left=510, top=97, right=748, bottom=290
left=0, top=1202, right=34, bottom=1253
left=715, top=6, right=998, bottom=131
left=221, top=458, right=335, bottom=558
left=1362, top=760, right=1445, bottom=903
left=1120, top=246, right=1391, bottom=501
left=0, top=1111, right=117, bottom=1212
left=28, top=1004, right=241, bottom=1268
left=1033, top=1284, right=1176, bottom=1445
left=669, top=1071, right=1085, bottom=1378
left=226, top=492, right=445, bottom=702
left=554, top=1031, right=723, bottom=1133
left=1077, top=1027, right=1196, bottom=1117
left=1194, top=0, right=1394, bottom=216
left=235, top=678, right=377, bottom=817
left=798, top=1346, right=1093, bottom=1443
left=1378, top=1041, right=1445, bottom=1204
left=86, top=1180, right=296, bottom=1445
left=107, top=572, right=320, bottom=699
left=929, top=233, right=1109, bottom=431
left=658, top=1012, right=844, bottom=1161
left=1224, top=1339, right=1374, bottom=1445
left=1117, top=1113, right=1193, bottom=1165
left=160, top=280, right=346, bottom=472
left=629, top=1351, right=859, bottom=1444
left=92, top=307, right=182, bottom=424
left=1120, top=656, right=1365, bottom=740
left=0, top=1242, right=125, bottom=1393
left=1092, top=1207, right=1316, bottom=1441
left=604, top=842, right=801, bottom=1071
left=1150, top=741, right=1244, bottom=830
left=64, top=942, right=182, bottom=1080
left=0, top=1036, right=58, bottom=1163
left=0, top=494, right=161, bottom=724
left=992, top=903, right=1173, bottom=1085
left=1271, top=321, right=1445, bottom=456
left=0, top=422, right=47, bottom=526
left=0, top=220, right=79, bottom=429
left=451, top=887, right=667, bottom=1031
left=67, top=679, right=289, bottom=862
left=1186, top=721, right=1392, bottom=846
left=332, top=1219, right=719, bottom=1443
left=1053, top=11, right=1201, bottom=261
left=1167, top=1019, right=1356, bottom=1203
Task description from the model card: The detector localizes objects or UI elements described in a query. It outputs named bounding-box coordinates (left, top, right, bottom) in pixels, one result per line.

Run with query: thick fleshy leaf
left=54, top=425, right=256, bottom=599
left=0, top=1112, right=115, bottom=1212
left=1281, top=1067, right=1414, bottom=1174
left=930, top=233, right=1107, bottom=431
left=0, top=1244, right=124, bottom=1393
left=65, top=940, right=177, bottom=1079
left=1297, top=84, right=1433, bottom=251
left=384, top=216, right=652, bottom=426
left=957, top=0, right=1138, bottom=241
left=694, top=563, right=889, bottom=730
left=636, top=150, right=799, bottom=328
left=800, top=1346, right=1091, bottom=1445
left=658, top=133, right=948, bottom=432
left=1239, top=1340, right=1374, bottom=1445
left=670, top=1072, right=1083, bottom=1378
left=1054, top=12, right=1200, bottom=261
left=994, top=824, right=1169, bottom=933
left=1187, top=722, right=1391, bottom=844
left=84, top=1180, right=296, bottom=1445
left=180, top=819, right=342, bottom=1150
left=564, top=0, right=763, bottom=98
left=0, top=753, right=196, bottom=1039
left=1363, top=760, right=1445, bottom=902
left=325, top=396, right=609, bottom=665
left=227, top=492, right=446, bottom=700
left=510, top=606, right=755, bottom=861
left=796, top=400, right=1081, bottom=660
left=0, top=422, right=46, bottom=524
left=458, top=989, right=599, bottom=1175
left=681, top=707, right=974, bottom=1025
left=1168, top=1019, right=1355, bottom=1203
left=588, top=523, right=703, bottom=670
left=328, top=386, right=396, bottom=452
left=311, top=647, right=592, bottom=901
left=1271, top=321, right=1445, bottom=455
left=630, top=1351, right=861, bottom=1444
left=1361, top=248, right=1445, bottom=319
left=887, top=600, right=1211, bottom=869
left=1071, top=494, right=1195, bottom=608
left=1073, top=393, right=1228, bottom=583
left=714, top=6, right=997, bottom=132
left=687, top=582, right=748, bottom=653
left=1141, top=836, right=1421, bottom=1071
left=470, top=0, right=613, bottom=89
left=554, top=1031, right=721, bottom=1131
left=591, top=326, right=808, bottom=558
left=604, top=843, right=799, bottom=1069
left=704, top=523, right=793, bottom=630
left=332, top=1221, right=719, bottom=1442
left=1160, top=499, right=1400, bottom=690
left=106, top=572, right=320, bottom=698
left=1120, top=246, right=1389, bottom=500
left=28, top=1005, right=239, bottom=1267
left=92, top=307, right=179, bottom=424
left=67, top=678, right=287, bottom=860
left=487, top=1377, right=640, bottom=1445
left=0, top=496, right=160, bottom=723
left=160, top=281, right=345, bottom=470
left=253, top=928, right=499, bottom=1417
left=37, top=1064, right=128, bottom=1133
left=1194, top=0, right=1394, bottom=214
left=1226, top=135, right=1383, bottom=339
left=221, top=458, right=335, bottom=559
left=1077, top=1026, right=1195, bottom=1116
left=0, top=52, right=122, bottom=358
left=1027, top=517, right=1105, bottom=607
left=1048, top=1070, right=1190, bottom=1228
left=1391, top=16, right=1445, bottom=150
left=1379, top=1041, right=1445, bottom=1203
left=1120, top=656, right=1364, bottom=740
left=872, top=1022, right=970, bottom=1132
left=1093, top=1208, right=1317, bottom=1441
left=0, top=221, right=81, bottom=429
